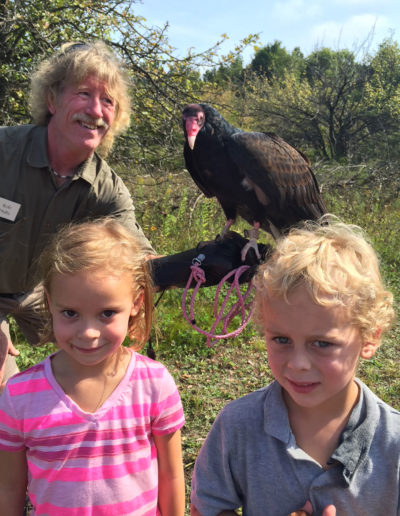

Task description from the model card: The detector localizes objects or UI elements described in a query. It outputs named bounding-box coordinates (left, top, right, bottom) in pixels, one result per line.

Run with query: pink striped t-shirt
left=0, top=349, right=184, bottom=515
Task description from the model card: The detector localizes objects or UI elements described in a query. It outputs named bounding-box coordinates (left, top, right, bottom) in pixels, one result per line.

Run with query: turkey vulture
left=182, top=103, right=326, bottom=258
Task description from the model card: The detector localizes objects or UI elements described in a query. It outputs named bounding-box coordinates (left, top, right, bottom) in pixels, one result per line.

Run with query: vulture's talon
left=241, top=238, right=261, bottom=262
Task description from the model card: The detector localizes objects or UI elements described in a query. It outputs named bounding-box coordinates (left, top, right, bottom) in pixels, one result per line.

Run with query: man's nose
left=86, top=95, right=103, bottom=119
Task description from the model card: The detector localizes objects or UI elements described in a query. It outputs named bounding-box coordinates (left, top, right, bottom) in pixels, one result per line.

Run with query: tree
left=246, top=47, right=371, bottom=160
left=362, top=38, right=400, bottom=159
left=0, top=0, right=234, bottom=171
left=203, top=56, right=245, bottom=86
left=249, top=40, right=304, bottom=81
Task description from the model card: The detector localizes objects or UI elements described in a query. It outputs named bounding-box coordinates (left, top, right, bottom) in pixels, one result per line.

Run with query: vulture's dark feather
left=182, top=103, right=326, bottom=239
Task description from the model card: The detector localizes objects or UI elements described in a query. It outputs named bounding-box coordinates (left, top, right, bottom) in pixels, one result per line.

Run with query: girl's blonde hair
left=254, top=216, right=394, bottom=345
left=38, top=218, right=153, bottom=350
left=29, top=41, right=131, bottom=156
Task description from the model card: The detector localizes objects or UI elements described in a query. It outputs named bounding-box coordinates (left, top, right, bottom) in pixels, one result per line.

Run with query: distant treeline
left=3, top=0, right=400, bottom=169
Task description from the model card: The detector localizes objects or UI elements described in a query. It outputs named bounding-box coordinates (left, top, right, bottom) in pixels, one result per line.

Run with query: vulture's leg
left=219, top=218, right=234, bottom=239
left=241, top=222, right=261, bottom=261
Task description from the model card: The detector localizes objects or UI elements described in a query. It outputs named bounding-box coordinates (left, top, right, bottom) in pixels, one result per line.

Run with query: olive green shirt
left=0, top=124, right=154, bottom=293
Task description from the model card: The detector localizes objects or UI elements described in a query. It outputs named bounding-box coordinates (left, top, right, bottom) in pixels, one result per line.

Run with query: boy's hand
left=289, top=501, right=336, bottom=516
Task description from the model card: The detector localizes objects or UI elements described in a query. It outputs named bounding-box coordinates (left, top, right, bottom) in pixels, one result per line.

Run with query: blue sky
left=135, top=0, right=399, bottom=62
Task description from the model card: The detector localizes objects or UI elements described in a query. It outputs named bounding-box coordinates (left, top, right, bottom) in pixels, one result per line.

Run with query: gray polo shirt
left=0, top=124, right=154, bottom=293
left=191, top=379, right=400, bottom=516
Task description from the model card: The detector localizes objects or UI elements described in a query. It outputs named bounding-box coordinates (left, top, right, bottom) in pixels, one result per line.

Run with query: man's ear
left=47, top=93, right=56, bottom=115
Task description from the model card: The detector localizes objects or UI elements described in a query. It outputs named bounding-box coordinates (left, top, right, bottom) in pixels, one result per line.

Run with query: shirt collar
left=263, top=379, right=379, bottom=485
left=264, top=380, right=292, bottom=443
left=26, top=125, right=50, bottom=168
left=331, top=379, right=379, bottom=484
left=26, top=125, right=99, bottom=185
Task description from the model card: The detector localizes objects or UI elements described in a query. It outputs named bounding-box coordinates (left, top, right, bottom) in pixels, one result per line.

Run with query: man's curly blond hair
left=29, top=41, right=131, bottom=156
left=253, top=216, right=395, bottom=346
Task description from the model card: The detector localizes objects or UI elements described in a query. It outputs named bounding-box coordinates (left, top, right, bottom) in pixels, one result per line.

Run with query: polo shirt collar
left=263, top=379, right=378, bottom=485
left=264, top=380, right=292, bottom=442
left=26, top=125, right=50, bottom=168
left=331, top=379, right=379, bottom=484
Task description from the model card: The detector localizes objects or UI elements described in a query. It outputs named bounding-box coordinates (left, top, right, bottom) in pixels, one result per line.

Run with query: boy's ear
left=360, top=331, right=380, bottom=359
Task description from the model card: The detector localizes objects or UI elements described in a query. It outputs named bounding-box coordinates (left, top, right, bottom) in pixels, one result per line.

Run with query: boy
left=190, top=219, right=399, bottom=516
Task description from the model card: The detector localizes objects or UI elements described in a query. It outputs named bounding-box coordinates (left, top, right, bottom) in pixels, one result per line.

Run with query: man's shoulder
left=0, top=124, right=37, bottom=143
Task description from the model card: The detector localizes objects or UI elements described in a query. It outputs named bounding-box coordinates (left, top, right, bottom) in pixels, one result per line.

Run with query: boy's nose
left=287, top=348, right=311, bottom=370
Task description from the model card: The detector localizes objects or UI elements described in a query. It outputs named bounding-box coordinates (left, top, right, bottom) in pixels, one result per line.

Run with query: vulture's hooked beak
left=185, top=117, right=201, bottom=150
left=187, top=135, right=196, bottom=150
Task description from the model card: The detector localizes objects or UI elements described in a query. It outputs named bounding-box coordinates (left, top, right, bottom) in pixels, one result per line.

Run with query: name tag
left=0, top=197, right=21, bottom=222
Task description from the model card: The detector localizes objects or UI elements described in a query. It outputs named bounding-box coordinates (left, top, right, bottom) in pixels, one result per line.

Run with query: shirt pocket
left=0, top=216, right=24, bottom=246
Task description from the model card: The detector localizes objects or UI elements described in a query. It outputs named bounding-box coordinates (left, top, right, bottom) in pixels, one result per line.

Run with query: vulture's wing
left=183, top=143, right=214, bottom=198
left=226, top=132, right=324, bottom=214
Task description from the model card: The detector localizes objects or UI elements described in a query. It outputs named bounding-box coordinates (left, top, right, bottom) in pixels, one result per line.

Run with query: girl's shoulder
left=130, top=351, right=177, bottom=386
left=132, top=351, right=166, bottom=370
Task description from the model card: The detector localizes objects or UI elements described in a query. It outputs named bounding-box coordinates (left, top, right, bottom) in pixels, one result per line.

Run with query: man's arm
left=0, top=449, right=28, bottom=516
left=0, top=319, right=19, bottom=392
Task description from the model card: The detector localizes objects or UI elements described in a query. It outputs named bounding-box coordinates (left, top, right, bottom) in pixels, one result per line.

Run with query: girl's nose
left=78, top=321, right=100, bottom=340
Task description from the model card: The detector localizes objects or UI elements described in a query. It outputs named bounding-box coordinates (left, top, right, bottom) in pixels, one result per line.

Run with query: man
left=0, top=41, right=154, bottom=391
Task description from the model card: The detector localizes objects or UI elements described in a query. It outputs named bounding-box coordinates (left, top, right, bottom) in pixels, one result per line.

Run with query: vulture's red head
left=182, top=104, right=205, bottom=149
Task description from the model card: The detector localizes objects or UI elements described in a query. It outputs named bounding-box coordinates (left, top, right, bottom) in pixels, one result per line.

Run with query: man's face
left=47, top=74, right=117, bottom=160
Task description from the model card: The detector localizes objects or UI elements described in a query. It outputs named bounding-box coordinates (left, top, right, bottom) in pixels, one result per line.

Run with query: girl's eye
left=102, top=310, right=116, bottom=319
left=273, top=336, right=290, bottom=345
left=62, top=310, right=77, bottom=319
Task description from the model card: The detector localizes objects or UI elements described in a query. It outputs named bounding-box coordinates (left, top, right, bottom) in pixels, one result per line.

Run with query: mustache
left=72, top=113, right=109, bottom=130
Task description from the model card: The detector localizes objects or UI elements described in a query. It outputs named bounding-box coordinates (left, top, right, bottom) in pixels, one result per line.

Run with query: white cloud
left=310, top=14, right=392, bottom=52
left=333, top=0, right=392, bottom=6
left=272, top=0, right=322, bottom=22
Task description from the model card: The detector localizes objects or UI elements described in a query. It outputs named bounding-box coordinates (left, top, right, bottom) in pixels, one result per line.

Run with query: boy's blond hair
left=37, top=218, right=153, bottom=350
left=254, top=217, right=394, bottom=345
left=29, top=41, right=131, bottom=156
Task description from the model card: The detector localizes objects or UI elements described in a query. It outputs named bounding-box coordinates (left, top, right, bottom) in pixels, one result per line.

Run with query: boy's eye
left=273, top=336, right=290, bottom=345
left=62, top=310, right=77, bottom=319
left=314, top=340, right=332, bottom=349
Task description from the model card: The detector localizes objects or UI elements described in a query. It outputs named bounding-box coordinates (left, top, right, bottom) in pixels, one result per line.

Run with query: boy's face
left=262, top=285, right=378, bottom=414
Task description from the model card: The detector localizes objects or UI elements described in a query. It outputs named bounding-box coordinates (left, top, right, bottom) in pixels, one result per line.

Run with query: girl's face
left=262, top=285, right=378, bottom=416
left=46, top=270, right=142, bottom=371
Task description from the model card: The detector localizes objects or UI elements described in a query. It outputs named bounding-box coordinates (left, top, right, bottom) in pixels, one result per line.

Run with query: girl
left=0, top=219, right=185, bottom=516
